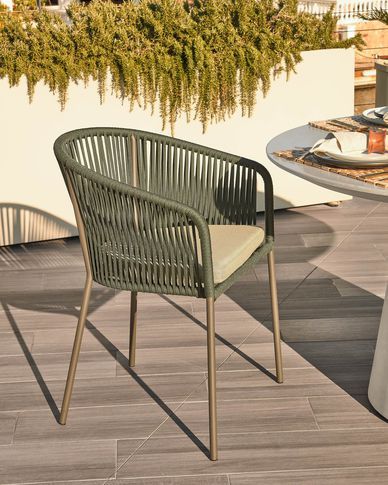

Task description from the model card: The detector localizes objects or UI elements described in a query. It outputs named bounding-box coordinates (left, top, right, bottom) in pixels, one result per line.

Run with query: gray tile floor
left=1, top=197, right=388, bottom=484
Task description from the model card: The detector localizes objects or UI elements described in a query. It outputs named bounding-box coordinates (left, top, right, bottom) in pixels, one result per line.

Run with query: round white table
left=267, top=124, right=388, bottom=419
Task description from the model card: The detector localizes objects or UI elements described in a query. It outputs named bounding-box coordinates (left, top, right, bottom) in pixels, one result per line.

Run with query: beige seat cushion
left=199, top=225, right=265, bottom=284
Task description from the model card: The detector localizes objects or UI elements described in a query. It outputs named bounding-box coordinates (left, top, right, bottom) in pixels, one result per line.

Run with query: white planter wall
left=0, top=48, right=354, bottom=246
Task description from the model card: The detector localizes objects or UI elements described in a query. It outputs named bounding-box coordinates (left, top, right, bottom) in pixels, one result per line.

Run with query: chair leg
left=267, top=249, right=284, bottom=384
left=59, top=274, right=93, bottom=425
left=129, top=291, right=138, bottom=367
left=206, top=297, right=218, bottom=461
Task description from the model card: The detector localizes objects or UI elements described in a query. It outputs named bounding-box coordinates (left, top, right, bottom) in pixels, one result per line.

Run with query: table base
left=368, top=285, right=388, bottom=419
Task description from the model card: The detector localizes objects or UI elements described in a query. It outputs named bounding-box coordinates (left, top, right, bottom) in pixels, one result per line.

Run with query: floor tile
left=279, top=316, right=380, bottom=342
left=229, top=466, right=388, bottom=484
left=14, top=403, right=170, bottom=443
left=0, top=351, right=117, bottom=383
left=289, top=340, right=375, bottom=368
left=116, top=345, right=233, bottom=376
left=155, top=397, right=318, bottom=437
left=0, top=439, right=119, bottom=483
left=116, top=428, right=388, bottom=478
left=0, top=331, right=33, bottom=357
left=0, top=413, right=17, bottom=445
left=0, top=372, right=206, bottom=413
left=309, top=395, right=388, bottom=430
left=187, top=368, right=346, bottom=402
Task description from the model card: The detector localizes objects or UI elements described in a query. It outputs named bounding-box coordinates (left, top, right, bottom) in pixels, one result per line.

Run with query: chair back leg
left=206, top=296, right=218, bottom=460
left=129, top=291, right=138, bottom=367
left=267, top=249, right=284, bottom=384
left=59, top=274, right=93, bottom=424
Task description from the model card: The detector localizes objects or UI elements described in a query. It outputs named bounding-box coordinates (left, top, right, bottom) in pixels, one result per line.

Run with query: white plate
left=321, top=149, right=388, bottom=163
left=362, top=108, right=388, bottom=126
left=314, top=152, right=388, bottom=169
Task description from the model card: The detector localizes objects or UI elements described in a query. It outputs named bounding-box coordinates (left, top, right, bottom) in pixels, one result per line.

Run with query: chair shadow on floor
left=3, top=281, right=258, bottom=458
left=1, top=283, right=279, bottom=458
left=0, top=203, right=77, bottom=247
left=1, top=202, right=386, bottom=457
left=1, top=289, right=221, bottom=456
left=1, top=291, right=208, bottom=456
left=1, top=286, right=116, bottom=422
left=223, top=206, right=386, bottom=415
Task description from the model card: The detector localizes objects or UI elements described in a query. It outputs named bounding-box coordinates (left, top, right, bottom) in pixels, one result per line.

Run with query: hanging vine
left=0, top=0, right=361, bottom=132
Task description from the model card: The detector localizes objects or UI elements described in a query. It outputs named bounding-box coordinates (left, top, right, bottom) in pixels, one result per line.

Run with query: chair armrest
left=127, top=184, right=216, bottom=296
left=61, top=160, right=216, bottom=297
left=237, top=158, right=274, bottom=240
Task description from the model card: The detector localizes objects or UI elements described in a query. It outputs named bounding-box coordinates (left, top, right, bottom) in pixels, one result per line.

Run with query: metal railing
left=1, top=0, right=387, bottom=22
left=298, top=0, right=388, bottom=23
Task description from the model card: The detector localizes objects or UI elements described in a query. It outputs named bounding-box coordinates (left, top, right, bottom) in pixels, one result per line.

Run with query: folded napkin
left=310, top=131, right=367, bottom=156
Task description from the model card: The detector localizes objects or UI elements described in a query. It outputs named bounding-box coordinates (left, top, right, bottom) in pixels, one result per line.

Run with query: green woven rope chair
left=53, top=127, right=283, bottom=461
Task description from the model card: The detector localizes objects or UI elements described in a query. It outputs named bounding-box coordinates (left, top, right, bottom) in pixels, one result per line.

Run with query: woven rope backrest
left=59, top=128, right=258, bottom=225
left=55, top=128, right=216, bottom=297
left=67, top=169, right=204, bottom=295
left=134, top=133, right=257, bottom=225
left=65, top=131, right=134, bottom=185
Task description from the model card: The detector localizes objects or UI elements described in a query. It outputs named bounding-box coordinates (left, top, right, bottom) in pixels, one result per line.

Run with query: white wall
left=0, top=48, right=354, bottom=245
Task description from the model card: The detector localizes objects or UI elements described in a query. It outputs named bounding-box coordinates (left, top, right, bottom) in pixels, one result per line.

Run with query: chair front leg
left=267, top=249, right=284, bottom=384
left=206, top=296, right=218, bottom=461
left=129, top=291, right=138, bottom=367
left=59, top=274, right=93, bottom=425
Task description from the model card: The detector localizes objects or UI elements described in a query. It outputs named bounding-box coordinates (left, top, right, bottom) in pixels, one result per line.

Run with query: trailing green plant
left=13, top=0, right=38, bottom=10
left=0, top=0, right=362, bottom=131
